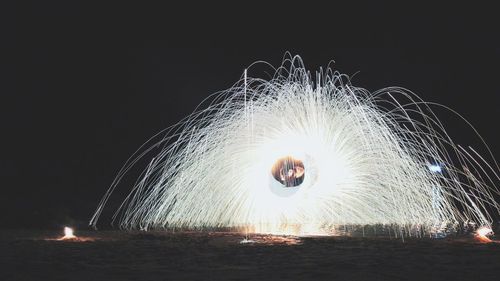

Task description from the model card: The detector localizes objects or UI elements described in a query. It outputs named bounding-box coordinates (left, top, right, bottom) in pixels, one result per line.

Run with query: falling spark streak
left=90, top=55, right=500, bottom=237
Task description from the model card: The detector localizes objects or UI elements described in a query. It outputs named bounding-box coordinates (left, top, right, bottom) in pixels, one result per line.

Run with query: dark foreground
left=1, top=230, right=499, bottom=281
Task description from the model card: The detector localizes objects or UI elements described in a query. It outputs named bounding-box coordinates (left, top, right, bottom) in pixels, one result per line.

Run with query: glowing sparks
left=240, top=235, right=301, bottom=245
left=54, top=226, right=95, bottom=242
left=90, top=55, right=500, bottom=237
left=59, top=227, right=77, bottom=240
left=475, top=227, right=493, bottom=243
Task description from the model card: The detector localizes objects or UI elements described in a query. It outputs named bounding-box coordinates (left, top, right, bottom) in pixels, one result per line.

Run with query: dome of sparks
left=90, top=55, right=500, bottom=237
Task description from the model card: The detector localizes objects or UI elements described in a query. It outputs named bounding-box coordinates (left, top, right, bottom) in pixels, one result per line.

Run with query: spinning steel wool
left=91, top=56, right=499, bottom=237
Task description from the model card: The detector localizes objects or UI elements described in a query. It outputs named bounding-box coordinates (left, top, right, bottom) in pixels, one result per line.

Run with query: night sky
left=4, top=3, right=499, bottom=229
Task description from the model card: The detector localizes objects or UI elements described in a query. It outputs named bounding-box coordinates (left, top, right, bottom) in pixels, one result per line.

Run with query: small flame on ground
left=58, top=226, right=77, bottom=240
left=475, top=226, right=493, bottom=243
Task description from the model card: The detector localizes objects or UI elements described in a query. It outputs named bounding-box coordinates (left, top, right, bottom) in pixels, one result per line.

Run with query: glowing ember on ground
left=240, top=238, right=255, bottom=244
left=475, top=227, right=493, bottom=243
left=52, top=227, right=94, bottom=242
left=64, top=227, right=75, bottom=238
left=239, top=235, right=302, bottom=245
left=57, top=227, right=80, bottom=241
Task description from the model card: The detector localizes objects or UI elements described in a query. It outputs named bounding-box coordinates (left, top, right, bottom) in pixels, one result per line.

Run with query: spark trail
left=91, top=55, right=499, bottom=237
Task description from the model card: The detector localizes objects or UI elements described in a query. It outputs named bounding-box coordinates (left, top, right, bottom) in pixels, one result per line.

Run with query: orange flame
left=475, top=227, right=493, bottom=243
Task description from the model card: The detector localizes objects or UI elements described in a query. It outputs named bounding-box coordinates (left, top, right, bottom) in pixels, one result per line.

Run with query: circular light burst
left=91, top=55, right=500, bottom=237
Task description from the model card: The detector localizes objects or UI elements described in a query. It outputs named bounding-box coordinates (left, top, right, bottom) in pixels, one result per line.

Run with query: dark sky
left=4, top=3, right=499, bottom=229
